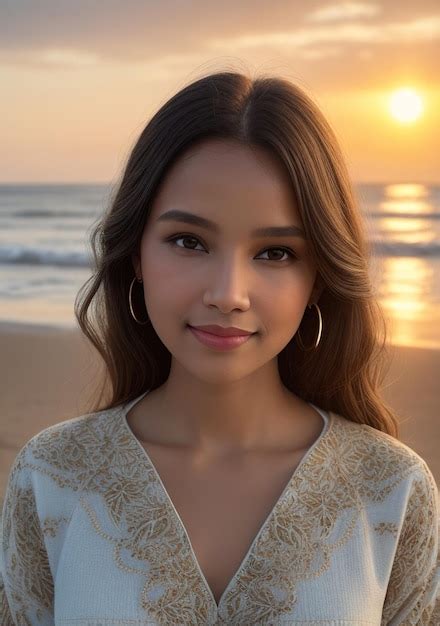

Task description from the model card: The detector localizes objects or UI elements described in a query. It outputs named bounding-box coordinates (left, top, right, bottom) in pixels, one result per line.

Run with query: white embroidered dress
left=1, top=391, right=439, bottom=625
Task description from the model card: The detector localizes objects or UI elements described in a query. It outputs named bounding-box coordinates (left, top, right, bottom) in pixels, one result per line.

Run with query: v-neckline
left=118, top=390, right=333, bottom=612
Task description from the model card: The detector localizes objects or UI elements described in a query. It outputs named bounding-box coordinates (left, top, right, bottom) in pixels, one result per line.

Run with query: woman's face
left=132, top=138, right=322, bottom=384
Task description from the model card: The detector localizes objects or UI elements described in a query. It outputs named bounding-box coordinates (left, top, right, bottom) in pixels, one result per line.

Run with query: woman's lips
left=187, top=325, right=255, bottom=351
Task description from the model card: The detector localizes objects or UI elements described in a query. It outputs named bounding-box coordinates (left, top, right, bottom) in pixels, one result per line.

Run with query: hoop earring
left=296, top=303, right=323, bottom=350
left=129, top=276, right=149, bottom=325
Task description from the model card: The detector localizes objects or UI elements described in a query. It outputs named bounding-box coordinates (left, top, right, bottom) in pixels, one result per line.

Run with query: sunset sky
left=1, top=0, right=439, bottom=184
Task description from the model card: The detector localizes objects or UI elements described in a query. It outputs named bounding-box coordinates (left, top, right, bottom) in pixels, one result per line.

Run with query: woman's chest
left=143, top=444, right=309, bottom=607
left=46, top=420, right=388, bottom=625
left=52, top=478, right=385, bottom=626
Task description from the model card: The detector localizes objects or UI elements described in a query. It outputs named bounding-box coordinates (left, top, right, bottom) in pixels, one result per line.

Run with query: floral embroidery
left=2, top=477, right=54, bottom=620
left=380, top=466, right=439, bottom=624
left=1, top=399, right=438, bottom=624
left=373, top=522, right=399, bottom=538
left=41, top=515, right=71, bottom=538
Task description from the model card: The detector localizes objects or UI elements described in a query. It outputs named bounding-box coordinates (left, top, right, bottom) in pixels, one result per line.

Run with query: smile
left=187, top=325, right=255, bottom=351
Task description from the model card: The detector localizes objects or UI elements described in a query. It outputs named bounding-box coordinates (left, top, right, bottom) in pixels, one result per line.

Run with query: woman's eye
left=257, top=247, right=296, bottom=262
left=165, top=234, right=296, bottom=262
left=167, top=235, right=205, bottom=252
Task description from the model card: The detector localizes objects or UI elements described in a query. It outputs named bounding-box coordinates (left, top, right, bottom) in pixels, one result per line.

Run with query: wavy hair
left=75, top=70, right=399, bottom=438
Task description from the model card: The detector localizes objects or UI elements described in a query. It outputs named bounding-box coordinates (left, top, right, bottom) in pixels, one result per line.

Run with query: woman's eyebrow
left=156, top=209, right=306, bottom=239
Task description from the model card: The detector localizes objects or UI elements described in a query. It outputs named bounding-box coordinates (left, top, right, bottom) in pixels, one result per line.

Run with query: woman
left=1, top=71, right=438, bottom=624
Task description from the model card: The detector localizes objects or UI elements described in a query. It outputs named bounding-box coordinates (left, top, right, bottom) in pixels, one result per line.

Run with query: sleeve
left=1, top=445, right=54, bottom=624
left=381, top=460, right=440, bottom=625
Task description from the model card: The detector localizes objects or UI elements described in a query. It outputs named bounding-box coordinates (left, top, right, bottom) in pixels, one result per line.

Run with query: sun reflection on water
left=370, top=183, right=440, bottom=348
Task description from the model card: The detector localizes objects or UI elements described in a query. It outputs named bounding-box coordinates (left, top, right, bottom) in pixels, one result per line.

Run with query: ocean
left=0, top=182, right=439, bottom=349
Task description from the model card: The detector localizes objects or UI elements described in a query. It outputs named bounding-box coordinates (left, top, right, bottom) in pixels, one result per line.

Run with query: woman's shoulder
left=327, top=409, right=437, bottom=494
left=9, top=402, right=125, bottom=479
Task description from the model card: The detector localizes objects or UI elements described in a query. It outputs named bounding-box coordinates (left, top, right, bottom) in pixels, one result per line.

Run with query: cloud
left=300, top=46, right=343, bottom=60
left=209, top=16, right=440, bottom=51
left=0, top=0, right=438, bottom=71
left=306, top=2, right=382, bottom=22
left=38, top=49, right=101, bottom=67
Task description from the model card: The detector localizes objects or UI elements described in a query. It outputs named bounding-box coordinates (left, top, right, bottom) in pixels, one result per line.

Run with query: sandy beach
left=0, top=321, right=439, bottom=501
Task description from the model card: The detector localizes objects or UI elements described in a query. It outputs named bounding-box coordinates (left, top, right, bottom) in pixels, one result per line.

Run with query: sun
left=389, top=88, right=424, bottom=124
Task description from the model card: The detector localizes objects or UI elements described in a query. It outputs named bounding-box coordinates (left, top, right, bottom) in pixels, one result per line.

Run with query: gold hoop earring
left=129, top=276, right=149, bottom=325
left=296, top=303, right=323, bottom=350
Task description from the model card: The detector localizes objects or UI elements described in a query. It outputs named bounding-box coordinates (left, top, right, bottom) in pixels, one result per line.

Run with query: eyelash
left=164, top=234, right=297, bottom=262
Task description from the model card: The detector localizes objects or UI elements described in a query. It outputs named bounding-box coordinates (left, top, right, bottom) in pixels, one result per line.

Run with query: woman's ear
left=131, top=253, right=141, bottom=279
left=310, top=273, right=325, bottom=305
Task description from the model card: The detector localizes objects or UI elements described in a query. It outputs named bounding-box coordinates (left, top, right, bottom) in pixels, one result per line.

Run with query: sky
left=0, top=0, right=439, bottom=184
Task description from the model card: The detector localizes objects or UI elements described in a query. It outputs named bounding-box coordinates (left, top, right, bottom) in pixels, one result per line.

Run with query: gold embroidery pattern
left=215, top=417, right=436, bottom=625
left=28, top=415, right=214, bottom=625
left=1, top=453, right=54, bottom=622
left=2, top=404, right=438, bottom=624
left=0, top=577, right=15, bottom=625
left=41, top=515, right=71, bottom=538
left=373, top=522, right=399, bottom=538
left=380, top=464, right=439, bottom=624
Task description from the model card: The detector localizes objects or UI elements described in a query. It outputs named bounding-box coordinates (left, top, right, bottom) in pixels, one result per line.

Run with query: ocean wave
left=6, top=209, right=97, bottom=219
left=0, top=245, right=92, bottom=268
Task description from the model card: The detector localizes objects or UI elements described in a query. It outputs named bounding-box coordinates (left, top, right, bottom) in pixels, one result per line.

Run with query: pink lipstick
left=187, top=325, right=256, bottom=351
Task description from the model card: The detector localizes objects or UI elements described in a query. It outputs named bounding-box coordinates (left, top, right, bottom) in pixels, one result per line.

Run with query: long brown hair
left=75, top=70, right=399, bottom=438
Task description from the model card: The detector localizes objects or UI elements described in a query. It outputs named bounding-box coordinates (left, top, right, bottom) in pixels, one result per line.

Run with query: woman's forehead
left=150, top=140, right=300, bottom=223
left=170, top=138, right=291, bottom=184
